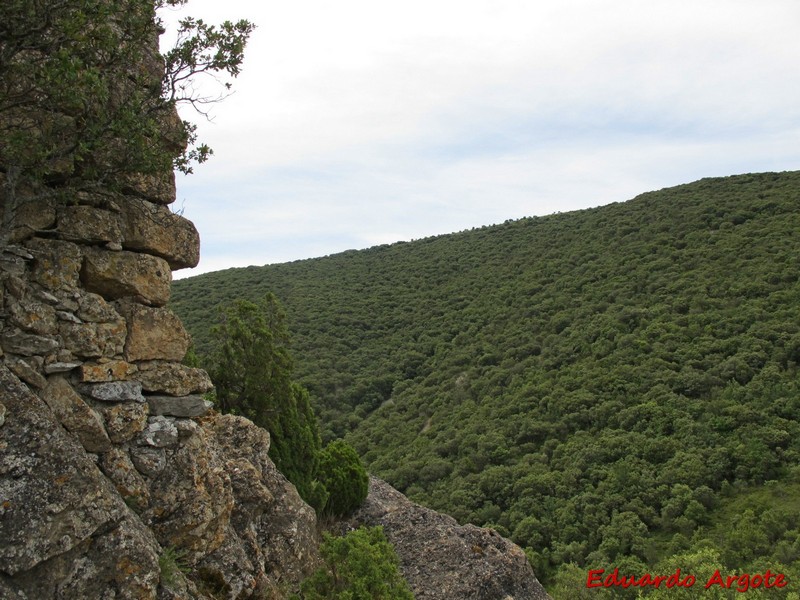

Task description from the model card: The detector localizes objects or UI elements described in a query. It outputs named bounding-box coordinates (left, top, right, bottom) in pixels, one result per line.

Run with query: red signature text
left=586, top=568, right=787, bottom=592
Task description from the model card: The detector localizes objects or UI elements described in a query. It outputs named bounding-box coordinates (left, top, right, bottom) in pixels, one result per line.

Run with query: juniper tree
left=209, top=294, right=324, bottom=505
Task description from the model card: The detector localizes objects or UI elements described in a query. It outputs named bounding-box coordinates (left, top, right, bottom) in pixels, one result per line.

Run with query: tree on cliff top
left=0, top=0, right=253, bottom=232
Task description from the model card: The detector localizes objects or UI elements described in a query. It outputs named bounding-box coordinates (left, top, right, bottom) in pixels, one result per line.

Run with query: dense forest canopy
left=173, top=171, right=800, bottom=595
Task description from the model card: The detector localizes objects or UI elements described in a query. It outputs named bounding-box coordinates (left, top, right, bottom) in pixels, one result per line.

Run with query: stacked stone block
left=1, top=193, right=211, bottom=407
left=0, top=2, right=327, bottom=592
left=0, top=183, right=323, bottom=598
left=0, top=182, right=216, bottom=480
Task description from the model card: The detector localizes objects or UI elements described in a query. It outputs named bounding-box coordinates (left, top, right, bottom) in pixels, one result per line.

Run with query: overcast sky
left=159, top=0, right=800, bottom=278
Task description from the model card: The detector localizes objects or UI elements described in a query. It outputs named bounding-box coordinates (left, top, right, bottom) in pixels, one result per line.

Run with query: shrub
left=295, top=527, right=413, bottom=600
left=158, top=546, right=188, bottom=588
left=316, top=440, right=369, bottom=517
left=208, top=294, right=322, bottom=506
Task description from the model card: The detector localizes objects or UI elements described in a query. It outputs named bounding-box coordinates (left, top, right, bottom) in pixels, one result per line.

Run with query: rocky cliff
left=0, top=2, right=551, bottom=598
left=345, top=477, right=551, bottom=600
left=1, top=3, right=320, bottom=596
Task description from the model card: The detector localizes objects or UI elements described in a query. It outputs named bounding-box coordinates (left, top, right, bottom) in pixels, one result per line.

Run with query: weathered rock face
left=1, top=365, right=321, bottom=599
left=0, top=6, right=324, bottom=597
left=0, top=366, right=165, bottom=599
left=0, top=186, right=326, bottom=598
left=345, top=477, right=553, bottom=600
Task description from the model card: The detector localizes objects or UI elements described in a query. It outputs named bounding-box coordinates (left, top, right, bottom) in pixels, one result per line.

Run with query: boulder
left=130, top=446, right=167, bottom=478
left=98, top=401, right=149, bottom=444
left=79, top=359, right=138, bottom=382
left=136, top=361, right=213, bottom=396
left=58, top=319, right=126, bottom=359
left=1, top=331, right=60, bottom=356
left=56, top=205, right=122, bottom=244
left=24, top=238, right=83, bottom=292
left=174, top=417, right=201, bottom=440
left=40, top=376, right=112, bottom=453
left=119, top=170, right=176, bottom=205
left=8, top=298, right=58, bottom=335
left=81, top=247, right=171, bottom=306
left=100, top=447, right=151, bottom=510
left=76, top=292, right=124, bottom=323
left=80, top=381, right=145, bottom=403
left=143, top=421, right=233, bottom=559
left=4, top=512, right=162, bottom=599
left=119, top=198, right=200, bottom=269
left=204, top=414, right=321, bottom=588
left=0, top=367, right=127, bottom=574
left=0, top=252, right=26, bottom=276
left=8, top=359, right=47, bottom=389
left=139, top=415, right=179, bottom=448
left=43, top=361, right=83, bottom=374
left=5, top=196, right=57, bottom=243
left=117, top=302, right=190, bottom=362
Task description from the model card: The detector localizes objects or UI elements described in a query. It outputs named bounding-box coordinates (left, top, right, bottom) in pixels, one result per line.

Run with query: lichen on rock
left=344, top=476, right=552, bottom=600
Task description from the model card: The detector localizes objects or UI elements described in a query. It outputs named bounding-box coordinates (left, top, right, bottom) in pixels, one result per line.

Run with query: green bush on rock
left=294, top=526, right=413, bottom=600
left=316, top=439, right=369, bottom=517
left=207, top=294, right=369, bottom=518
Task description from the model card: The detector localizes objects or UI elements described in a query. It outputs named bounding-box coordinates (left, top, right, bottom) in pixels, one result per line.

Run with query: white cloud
left=164, top=0, right=800, bottom=278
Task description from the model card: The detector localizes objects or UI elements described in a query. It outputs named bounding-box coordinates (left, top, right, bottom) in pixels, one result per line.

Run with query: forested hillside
left=173, top=171, right=800, bottom=594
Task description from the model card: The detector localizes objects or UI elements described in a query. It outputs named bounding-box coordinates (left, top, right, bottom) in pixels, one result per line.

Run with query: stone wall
left=0, top=3, right=321, bottom=597
left=0, top=138, right=322, bottom=600
left=0, top=120, right=324, bottom=600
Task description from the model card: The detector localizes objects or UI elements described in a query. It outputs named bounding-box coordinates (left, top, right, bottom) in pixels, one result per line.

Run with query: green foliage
left=0, top=0, right=253, bottom=224
left=173, top=172, right=800, bottom=588
left=162, top=14, right=255, bottom=174
left=549, top=563, right=614, bottom=600
left=316, top=440, right=369, bottom=517
left=294, top=527, right=414, bottom=600
left=205, top=293, right=369, bottom=518
left=158, top=545, right=189, bottom=588
left=208, top=294, right=322, bottom=504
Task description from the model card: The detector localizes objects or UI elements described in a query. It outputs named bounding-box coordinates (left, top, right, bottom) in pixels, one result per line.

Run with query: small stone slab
left=135, top=362, right=212, bottom=396
left=80, top=381, right=145, bottom=403
left=9, top=360, right=47, bottom=389
left=1, top=331, right=60, bottom=356
left=56, top=310, right=82, bottom=324
left=3, top=245, right=35, bottom=260
left=139, top=416, right=179, bottom=448
left=41, top=377, right=112, bottom=453
left=80, top=360, right=137, bottom=382
left=146, top=395, right=213, bottom=418
left=37, top=291, right=60, bottom=305
left=44, top=361, right=83, bottom=374
left=130, top=446, right=167, bottom=477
